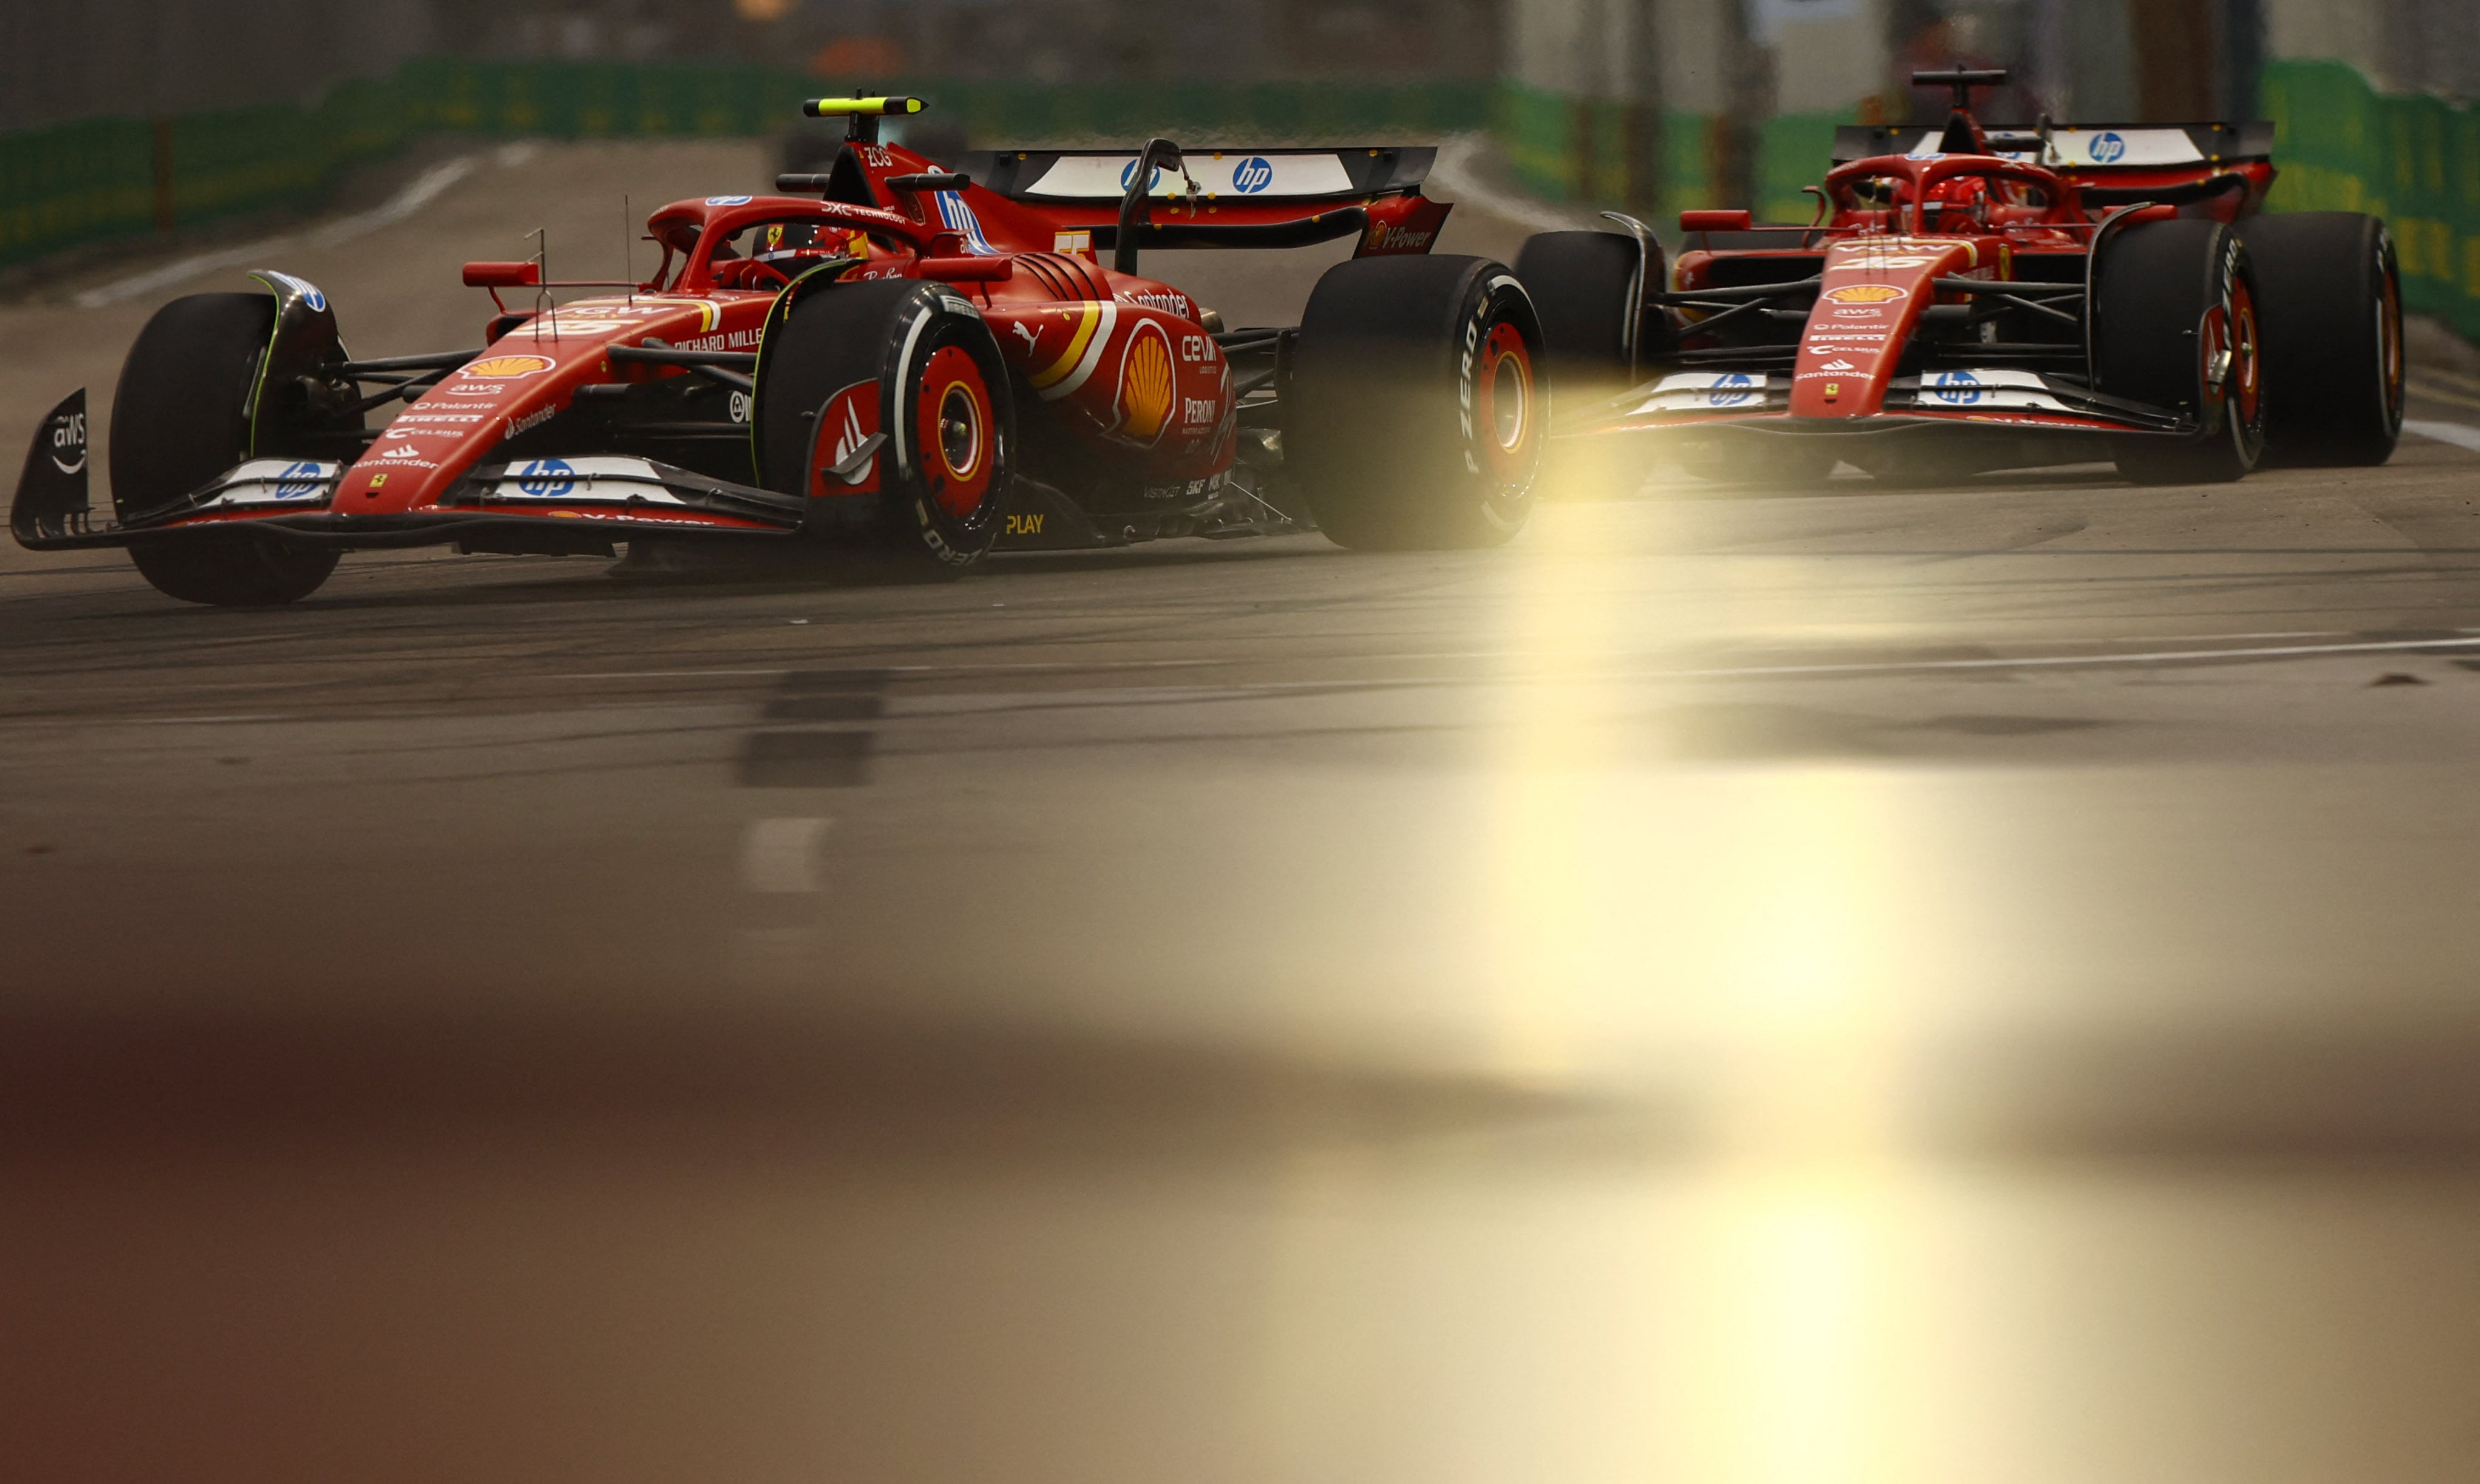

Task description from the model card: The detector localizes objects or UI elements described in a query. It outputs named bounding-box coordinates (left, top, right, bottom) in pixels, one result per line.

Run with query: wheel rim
left=914, top=343, right=995, bottom=519
left=1473, top=319, right=1536, bottom=479
left=2229, top=277, right=2262, bottom=428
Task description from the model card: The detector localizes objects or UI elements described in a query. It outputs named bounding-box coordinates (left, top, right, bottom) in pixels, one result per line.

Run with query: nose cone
left=1789, top=238, right=1978, bottom=419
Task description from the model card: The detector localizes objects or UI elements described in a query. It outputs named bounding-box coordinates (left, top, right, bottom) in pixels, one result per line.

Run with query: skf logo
left=1005, top=513, right=1046, bottom=536
left=1115, top=322, right=1175, bottom=445
left=462, top=354, right=555, bottom=379
left=1825, top=285, right=1905, bottom=305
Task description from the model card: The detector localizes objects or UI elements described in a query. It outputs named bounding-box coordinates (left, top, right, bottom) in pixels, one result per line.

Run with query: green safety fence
left=1492, top=78, right=1851, bottom=224
left=2260, top=59, right=2480, bottom=340
left=0, top=58, right=1493, bottom=271
left=1494, top=78, right=1722, bottom=217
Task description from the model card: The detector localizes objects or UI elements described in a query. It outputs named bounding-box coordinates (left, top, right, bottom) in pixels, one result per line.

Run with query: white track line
left=74, top=154, right=486, bottom=309
left=2405, top=419, right=2480, bottom=454
left=551, top=633, right=2480, bottom=691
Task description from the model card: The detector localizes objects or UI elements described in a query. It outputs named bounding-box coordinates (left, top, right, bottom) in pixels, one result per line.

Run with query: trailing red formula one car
left=14, top=97, right=1544, bottom=605
left=1516, top=67, right=2404, bottom=486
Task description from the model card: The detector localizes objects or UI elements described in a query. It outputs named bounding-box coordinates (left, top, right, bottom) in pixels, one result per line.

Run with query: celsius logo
left=273, top=460, right=326, bottom=499
left=2090, top=132, right=2127, bottom=164
left=1707, top=372, right=1757, bottom=408
left=1232, top=156, right=1274, bottom=194
left=1927, top=371, right=1985, bottom=405
left=515, top=457, right=577, bottom=497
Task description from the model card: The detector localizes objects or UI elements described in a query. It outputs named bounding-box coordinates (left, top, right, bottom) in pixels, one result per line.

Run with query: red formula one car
left=13, top=97, right=1546, bottom=605
left=1517, top=68, right=2405, bottom=486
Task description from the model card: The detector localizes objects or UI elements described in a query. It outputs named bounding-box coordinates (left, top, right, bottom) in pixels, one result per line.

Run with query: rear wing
left=1830, top=122, right=2272, bottom=170
left=954, top=146, right=1434, bottom=203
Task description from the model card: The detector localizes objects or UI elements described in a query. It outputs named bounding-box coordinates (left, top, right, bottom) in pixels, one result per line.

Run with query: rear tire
left=1289, top=255, right=1546, bottom=549
left=756, top=280, right=1012, bottom=576
left=2238, top=212, right=2404, bottom=466
left=2094, top=220, right=2266, bottom=486
left=110, top=291, right=338, bottom=606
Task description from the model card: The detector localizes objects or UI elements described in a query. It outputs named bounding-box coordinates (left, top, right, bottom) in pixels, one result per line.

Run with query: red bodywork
left=22, top=132, right=1452, bottom=553
left=1578, top=112, right=2277, bottom=448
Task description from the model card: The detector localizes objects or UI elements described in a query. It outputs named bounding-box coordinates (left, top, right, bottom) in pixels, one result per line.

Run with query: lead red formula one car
left=14, top=97, right=1545, bottom=605
left=1516, top=68, right=2404, bottom=487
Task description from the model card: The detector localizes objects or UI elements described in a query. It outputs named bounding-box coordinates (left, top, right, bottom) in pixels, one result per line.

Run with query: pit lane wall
left=0, top=58, right=1487, bottom=272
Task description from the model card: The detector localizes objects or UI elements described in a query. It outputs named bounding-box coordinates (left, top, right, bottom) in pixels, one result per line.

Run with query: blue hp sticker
left=1232, top=156, right=1274, bottom=194
left=1707, top=373, right=1758, bottom=408
left=1118, top=160, right=1160, bottom=191
left=706, top=195, right=753, bottom=206
left=2089, top=132, right=2126, bottom=164
left=516, top=457, right=577, bottom=497
left=273, top=460, right=326, bottom=499
left=1927, top=371, right=1985, bottom=405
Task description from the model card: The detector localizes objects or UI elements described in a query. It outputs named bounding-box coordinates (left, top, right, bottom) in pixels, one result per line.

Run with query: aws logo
left=462, top=354, right=555, bottom=379
left=1115, top=321, right=1175, bottom=445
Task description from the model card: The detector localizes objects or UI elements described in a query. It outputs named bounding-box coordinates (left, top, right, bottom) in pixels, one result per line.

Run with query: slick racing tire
left=111, top=292, right=339, bottom=606
left=2094, top=219, right=2267, bottom=486
left=2238, top=212, right=2404, bottom=467
left=1289, top=255, right=1546, bottom=550
left=757, top=279, right=1012, bottom=577
left=1513, top=229, right=1664, bottom=397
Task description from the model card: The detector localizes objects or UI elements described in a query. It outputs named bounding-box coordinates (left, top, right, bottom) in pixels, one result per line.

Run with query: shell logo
left=462, top=354, right=556, bottom=379
left=1116, top=322, right=1175, bottom=445
left=1825, top=285, right=1907, bottom=305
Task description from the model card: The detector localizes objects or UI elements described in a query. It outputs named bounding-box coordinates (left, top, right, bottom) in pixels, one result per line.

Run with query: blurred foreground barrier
left=0, top=59, right=1490, bottom=271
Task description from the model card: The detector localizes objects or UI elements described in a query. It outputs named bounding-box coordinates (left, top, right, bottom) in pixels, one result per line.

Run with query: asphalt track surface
left=10, top=140, right=2480, bottom=1484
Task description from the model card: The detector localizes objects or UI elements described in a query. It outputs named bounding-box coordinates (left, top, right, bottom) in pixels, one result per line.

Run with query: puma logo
left=1012, top=320, right=1039, bottom=351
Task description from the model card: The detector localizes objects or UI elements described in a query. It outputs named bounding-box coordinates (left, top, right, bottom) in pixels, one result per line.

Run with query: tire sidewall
left=882, top=299, right=1012, bottom=570
left=1448, top=271, right=1548, bottom=542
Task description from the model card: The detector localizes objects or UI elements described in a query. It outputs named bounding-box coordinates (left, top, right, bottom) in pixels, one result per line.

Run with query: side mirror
left=462, top=261, right=541, bottom=289
left=1678, top=209, right=1752, bottom=234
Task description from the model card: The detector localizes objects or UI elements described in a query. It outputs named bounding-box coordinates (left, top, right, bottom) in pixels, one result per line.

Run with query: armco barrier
left=2260, top=59, right=2480, bottom=341
left=0, top=60, right=1492, bottom=272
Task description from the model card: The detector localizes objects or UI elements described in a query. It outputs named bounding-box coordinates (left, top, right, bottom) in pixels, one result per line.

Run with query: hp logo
left=1118, top=160, right=1160, bottom=191
left=273, top=460, right=326, bottom=499
left=1232, top=156, right=1274, bottom=194
left=1708, top=373, right=1757, bottom=408
left=2090, top=132, right=2127, bottom=164
left=1927, top=371, right=1985, bottom=405
left=516, top=457, right=577, bottom=497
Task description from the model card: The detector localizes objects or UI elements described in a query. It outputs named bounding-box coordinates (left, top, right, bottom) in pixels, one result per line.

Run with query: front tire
left=1289, top=255, right=1546, bottom=549
left=110, top=291, right=340, bottom=606
left=1513, top=229, right=1663, bottom=398
left=2238, top=212, right=2404, bottom=467
left=756, top=280, right=1013, bottom=576
left=2094, top=220, right=2266, bottom=486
